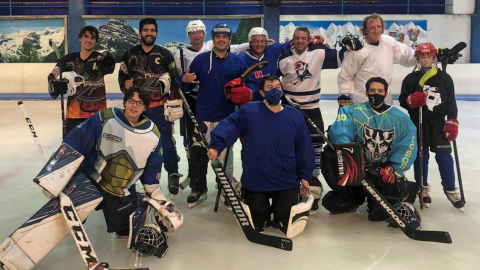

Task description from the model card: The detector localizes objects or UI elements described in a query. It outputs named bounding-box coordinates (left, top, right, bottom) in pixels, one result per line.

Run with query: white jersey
left=176, top=41, right=249, bottom=72
left=337, top=35, right=416, bottom=104
left=278, top=45, right=340, bottom=110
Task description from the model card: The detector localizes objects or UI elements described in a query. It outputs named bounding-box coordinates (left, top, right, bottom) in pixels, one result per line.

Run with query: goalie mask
left=62, top=71, right=85, bottom=96
left=134, top=223, right=169, bottom=258
left=388, top=202, right=422, bottom=230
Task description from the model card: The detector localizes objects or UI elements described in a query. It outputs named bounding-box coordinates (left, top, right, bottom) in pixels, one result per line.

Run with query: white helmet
left=186, top=20, right=206, bottom=38
left=248, top=27, right=268, bottom=42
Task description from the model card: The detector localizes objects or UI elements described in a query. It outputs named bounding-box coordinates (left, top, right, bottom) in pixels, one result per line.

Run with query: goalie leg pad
left=34, top=143, right=84, bottom=197
left=286, top=194, right=314, bottom=238
left=0, top=174, right=101, bottom=270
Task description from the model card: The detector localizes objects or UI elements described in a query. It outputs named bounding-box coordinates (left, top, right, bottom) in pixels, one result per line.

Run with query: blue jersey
left=64, top=107, right=163, bottom=196
left=180, top=51, right=255, bottom=122
left=238, top=42, right=291, bottom=101
left=329, top=102, right=417, bottom=178
left=210, top=102, right=315, bottom=192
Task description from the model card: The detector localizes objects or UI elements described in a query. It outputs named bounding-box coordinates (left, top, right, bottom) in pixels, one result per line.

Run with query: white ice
left=1, top=100, right=479, bottom=270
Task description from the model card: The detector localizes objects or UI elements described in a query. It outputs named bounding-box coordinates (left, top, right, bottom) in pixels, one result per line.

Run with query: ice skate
left=168, top=172, right=182, bottom=196
left=444, top=188, right=465, bottom=212
left=420, top=185, right=431, bottom=208
left=187, top=188, right=208, bottom=208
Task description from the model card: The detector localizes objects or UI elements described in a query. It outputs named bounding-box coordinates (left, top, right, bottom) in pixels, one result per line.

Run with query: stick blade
left=450, top=42, right=467, bottom=55
left=406, top=227, right=452, bottom=244
left=243, top=227, right=293, bottom=251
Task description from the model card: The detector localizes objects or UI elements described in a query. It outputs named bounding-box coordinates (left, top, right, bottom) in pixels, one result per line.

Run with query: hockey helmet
left=388, top=202, right=422, bottom=230
left=211, top=23, right=232, bottom=39
left=248, top=27, right=269, bottom=42
left=186, top=20, right=206, bottom=38
left=415, top=43, right=437, bottom=57
left=134, top=223, right=169, bottom=258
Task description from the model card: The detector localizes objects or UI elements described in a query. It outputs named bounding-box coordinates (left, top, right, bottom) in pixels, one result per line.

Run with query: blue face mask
left=264, top=88, right=282, bottom=105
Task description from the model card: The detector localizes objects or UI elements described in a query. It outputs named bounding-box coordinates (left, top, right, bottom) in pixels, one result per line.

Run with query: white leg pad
left=286, top=194, right=314, bottom=238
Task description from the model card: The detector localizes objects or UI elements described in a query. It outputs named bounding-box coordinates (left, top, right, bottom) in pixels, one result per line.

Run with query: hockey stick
left=49, top=39, right=66, bottom=138
left=17, top=102, right=148, bottom=269
left=440, top=44, right=466, bottom=204
left=295, top=105, right=452, bottom=244
left=418, top=102, right=425, bottom=209
left=177, top=86, right=292, bottom=251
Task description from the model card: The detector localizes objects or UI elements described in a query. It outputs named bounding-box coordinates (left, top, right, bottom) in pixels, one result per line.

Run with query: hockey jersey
left=210, top=102, right=315, bottom=192
left=239, top=42, right=291, bottom=101
left=118, top=45, right=179, bottom=107
left=329, top=102, right=417, bottom=178
left=399, top=68, right=457, bottom=121
left=337, top=35, right=416, bottom=104
left=278, top=45, right=339, bottom=109
left=64, top=107, right=163, bottom=197
left=47, top=52, right=115, bottom=119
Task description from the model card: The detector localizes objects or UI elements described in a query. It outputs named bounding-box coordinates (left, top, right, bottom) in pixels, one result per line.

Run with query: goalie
left=323, top=77, right=419, bottom=223
left=0, top=87, right=182, bottom=270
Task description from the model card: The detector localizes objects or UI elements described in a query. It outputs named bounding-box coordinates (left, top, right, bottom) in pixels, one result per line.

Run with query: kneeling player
left=207, top=76, right=315, bottom=237
left=0, top=87, right=182, bottom=270
left=323, top=77, right=419, bottom=222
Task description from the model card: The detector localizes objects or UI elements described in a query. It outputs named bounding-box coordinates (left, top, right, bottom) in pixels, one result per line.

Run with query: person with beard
left=48, top=25, right=116, bottom=135
left=207, top=76, right=314, bottom=233
left=399, top=43, right=464, bottom=211
left=180, top=23, right=255, bottom=208
left=118, top=18, right=183, bottom=197
left=324, top=77, right=418, bottom=222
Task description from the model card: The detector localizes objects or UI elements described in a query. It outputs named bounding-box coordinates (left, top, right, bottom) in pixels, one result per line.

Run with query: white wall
left=2, top=63, right=479, bottom=96
left=281, top=14, right=471, bottom=63
left=446, top=0, right=475, bottom=14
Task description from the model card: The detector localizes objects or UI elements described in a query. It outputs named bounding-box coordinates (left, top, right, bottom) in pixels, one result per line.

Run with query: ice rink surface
left=1, top=99, right=479, bottom=270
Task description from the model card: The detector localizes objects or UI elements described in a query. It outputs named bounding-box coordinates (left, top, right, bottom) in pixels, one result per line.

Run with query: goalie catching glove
left=224, top=78, right=253, bottom=106
left=143, top=187, right=183, bottom=233
left=164, top=99, right=183, bottom=122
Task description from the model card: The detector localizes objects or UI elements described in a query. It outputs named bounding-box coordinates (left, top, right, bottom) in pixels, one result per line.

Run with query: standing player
left=278, top=27, right=362, bottom=213
left=48, top=25, right=116, bottom=135
left=118, top=18, right=183, bottom=197
left=207, top=76, right=315, bottom=235
left=337, top=13, right=416, bottom=106
left=399, top=43, right=464, bottom=211
left=181, top=23, right=255, bottom=208
left=325, top=77, right=418, bottom=221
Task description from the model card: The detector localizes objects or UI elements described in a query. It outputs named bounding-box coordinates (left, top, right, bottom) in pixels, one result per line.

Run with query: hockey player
left=118, top=18, right=183, bottom=197
left=48, top=25, right=116, bottom=135
left=337, top=13, right=417, bottom=106
left=324, top=77, right=418, bottom=222
left=180, top=23, right=255, bottom=208
left=207, top=76, right=315, bottom=235
left=238, top=27, right=291, bottom=101
left=399, top=43, right=464, bottom=211
left=277, top=27, right=362, bottom=213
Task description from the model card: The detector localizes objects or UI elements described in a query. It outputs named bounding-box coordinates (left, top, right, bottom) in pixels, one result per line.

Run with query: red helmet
left=415, top=43, right=437, bottom=57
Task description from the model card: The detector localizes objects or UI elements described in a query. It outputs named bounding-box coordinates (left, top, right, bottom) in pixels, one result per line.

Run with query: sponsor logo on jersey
left=169, top=61, right=176, bottom=70
left=400, top=136, right=416, bottom=169
left=293, top=60, right=312, bottom=85
left=103, top=133, right=122, bottom=143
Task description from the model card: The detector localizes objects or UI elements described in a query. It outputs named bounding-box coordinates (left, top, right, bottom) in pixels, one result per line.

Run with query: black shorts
left=303, top=108, right=325, bottom=144
left=419, top=119, right=452, bottom=154
left=97, top=189, right=138, bottom=233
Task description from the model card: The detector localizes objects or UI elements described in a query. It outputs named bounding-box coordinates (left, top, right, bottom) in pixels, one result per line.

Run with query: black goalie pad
left=321, top=142, right=365, bottom=188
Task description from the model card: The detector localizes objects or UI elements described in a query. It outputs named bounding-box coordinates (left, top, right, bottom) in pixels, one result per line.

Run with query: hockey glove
left=380, top=165, right=396, bottom=184
left=437, top=48, right=461, bottom=65
left=97, top=51, right=116, bottom=70
left=406, top=91, right=427, bottom=109
left=164, top=99, right=183, bottom=122
left=49, top=79, right=68, bottom=97
left=309, top=35, right=325, bottom=46
left=337, top=95, right=354, bottom=107
left=341, top=35, right=363, bottom=51
left=159, top=73, right=171, bottom=95
left=62, top=71, right=85, bottom=96
left=230, top=86, right=253, bottom=106
left=444, top=119, right=459, bottom=141
left=144, top=187, right=183, bottom=233
left=224, top=78, right=241, bottom=99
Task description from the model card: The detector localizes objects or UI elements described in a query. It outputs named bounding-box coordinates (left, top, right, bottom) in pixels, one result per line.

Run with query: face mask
left=264, top=88, right=282, bottom=105
left=368, top=93, right=385, bottom=108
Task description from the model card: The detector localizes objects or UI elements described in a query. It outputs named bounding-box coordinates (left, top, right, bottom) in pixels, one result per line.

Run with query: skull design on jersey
left=363, top=124, right=395, bottom=164
left=293, top=60, right=312, bottom=85
left=423, top=85, right=441, bottom=112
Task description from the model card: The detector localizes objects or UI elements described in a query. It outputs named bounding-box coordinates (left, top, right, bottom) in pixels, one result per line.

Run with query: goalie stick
left=49, top=39, right=67, bottom=138
left=177, top=84, right=292, bottom=251
left=16, top=102, right=149, bottom=269
left=294, top=105, right=452, bottom=244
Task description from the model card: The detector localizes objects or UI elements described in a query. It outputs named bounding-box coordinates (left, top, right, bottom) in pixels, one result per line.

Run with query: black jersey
left=118, top=45, right=179, bottom=108
left=47, top=51, right=115, bottom=119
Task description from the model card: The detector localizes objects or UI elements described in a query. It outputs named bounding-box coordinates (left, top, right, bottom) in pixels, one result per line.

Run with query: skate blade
left=170, top=194, right=175, bottom=200
left=457, top=207, right=464, bottom=212
left=188, top=194, right=208, bottom=208
left=424, top=203, right=430, bottom=208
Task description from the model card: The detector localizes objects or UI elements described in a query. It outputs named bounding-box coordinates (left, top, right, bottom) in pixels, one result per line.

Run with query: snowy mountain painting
left=280, top=20, right=427, bottom=49
left=0, top=19, right=65, bottom=63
